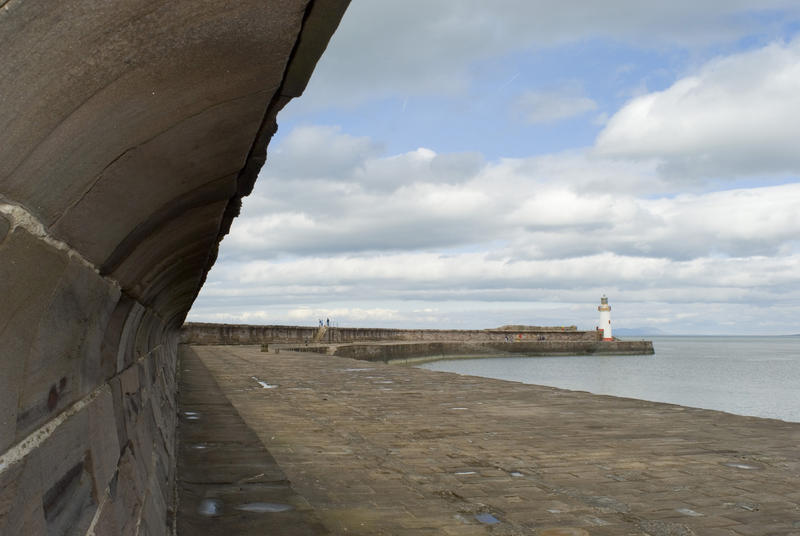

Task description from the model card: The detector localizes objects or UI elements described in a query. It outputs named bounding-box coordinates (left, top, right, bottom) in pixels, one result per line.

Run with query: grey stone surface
left=186, top=345, right=800, bottom=535
left=0, top=1, right=348, bottom=533
left=110, top=200, right=229, bottom=302
left=0, top=214, right=9, bottom=243
left=2, top=1, right=304, bottom=227
left=0, top=228, right=68, bottom=452
left=88, top=388, right=122, bottom=496
left=99, top=296, right=136, bottom=379
left=177, top=346, right=330, bottom=535
left=15, top=259, right=120, bottom=440
left=37, top=405, right=97, bottom=535
left=51, top=94, right=267, bottom=266
left=0, top=452, right=47, bottom=536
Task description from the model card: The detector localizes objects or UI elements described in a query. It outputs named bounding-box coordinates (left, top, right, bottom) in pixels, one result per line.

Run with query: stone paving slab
left=177, top=347, right=329, bottom=535
left=180, top=344, right=800, bottom=535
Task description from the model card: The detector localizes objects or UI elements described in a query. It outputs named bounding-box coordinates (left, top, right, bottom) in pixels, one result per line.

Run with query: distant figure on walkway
left=326, top=318, right=330, bottom=327
left=319, top=319, right=323, bottom=327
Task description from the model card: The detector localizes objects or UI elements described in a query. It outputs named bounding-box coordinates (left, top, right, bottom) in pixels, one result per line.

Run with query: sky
left=188, top=1, right=800, bottom=335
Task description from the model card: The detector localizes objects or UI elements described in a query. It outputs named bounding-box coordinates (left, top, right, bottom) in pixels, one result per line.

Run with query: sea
left=417, top=336, right=800, bottom=423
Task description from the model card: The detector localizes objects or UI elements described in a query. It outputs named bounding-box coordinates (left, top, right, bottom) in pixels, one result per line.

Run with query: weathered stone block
left=116, top=447, right=146, bottom=535
left=140, top=486, right=169, bottom=536
left=99, top=296, right=135, bottom=380
left=0, top=214, right=9, bottom=243
left=117, top=301, right=146, bottom=373
left=0, top=228, right=68, bottom=452
left=15, top=258, right=120, bottom=440
left=86, top=495, right=120, bottom=536
left=110, top=201, right=227, bottom=302
left=134, top=312, right=157, bottom=361
left=51, top=95, right=265, bottom=267
left=0, top=452, right=46, bottom=536
left=42, top=457, right=96, bottom=535
left=88, top=388, right=121, bottom=497
left=108, top=376, right=129, bottom=455
left=37, top=405, right=96, bottom=535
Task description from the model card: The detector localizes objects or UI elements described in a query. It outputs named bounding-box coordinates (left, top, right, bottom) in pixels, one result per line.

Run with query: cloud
left=191, top=250, right=800, bottom=334
left=266, top=125, right=382, bottom=181
left=295, top=1, right=800, bottom=109
left=189, top=7, right=800, bottom=335
left=514, top=90, right=597, bottom=124
left=226, top=125, right=800, bottom=262
left=595, top=39, right=800, bottom=179
left=286, top=307, right=399, bottom=322
left=212, top=252, right=800, bottom=294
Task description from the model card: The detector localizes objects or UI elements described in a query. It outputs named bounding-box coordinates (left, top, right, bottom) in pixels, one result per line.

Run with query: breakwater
left=314, top=340, right=654, bottom=362
left=181, top=322, right=654, bottom=358
left=182, top=322, right=598, bottom=344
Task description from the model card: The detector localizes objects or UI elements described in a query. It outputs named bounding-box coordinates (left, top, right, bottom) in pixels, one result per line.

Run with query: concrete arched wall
left=0, top=1, right=348, bottom=533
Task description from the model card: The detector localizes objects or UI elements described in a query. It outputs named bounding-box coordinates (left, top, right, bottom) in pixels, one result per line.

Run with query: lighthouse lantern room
left=598, top=295, right=612, bottom=341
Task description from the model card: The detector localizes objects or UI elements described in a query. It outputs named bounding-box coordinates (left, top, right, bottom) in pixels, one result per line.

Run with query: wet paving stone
left=177, top=347, right=329, bottom=535
left=182, top=344, right=800, bottom=535
left=235, top=502, right=294, bottom=513
left=474, top=512, right=500, bottom=524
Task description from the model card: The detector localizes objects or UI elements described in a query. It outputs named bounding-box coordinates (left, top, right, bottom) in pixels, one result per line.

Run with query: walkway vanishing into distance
left=177, top=345, right=800, bottom=535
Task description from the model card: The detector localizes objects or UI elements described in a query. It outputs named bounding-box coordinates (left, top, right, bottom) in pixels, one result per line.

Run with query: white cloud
left=266, top=125, right=382, bottom=180
left=224, top=126, right=800, bottom=262
left=286, top=307, right=399, bottom=323
left=207, top=250, right=800, bottom=302
left=596, top=39, right=800, bottom=178
left=295, top=1, right=800, bottom=109
left=193, top=121, right=800, bottom=335
left=191, top=250, right=800, bottom=333
left=514, top=90, right=597, bottom=124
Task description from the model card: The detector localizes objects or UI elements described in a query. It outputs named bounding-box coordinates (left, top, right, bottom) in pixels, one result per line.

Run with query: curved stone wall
left=0, top=1, right=348, bottom=533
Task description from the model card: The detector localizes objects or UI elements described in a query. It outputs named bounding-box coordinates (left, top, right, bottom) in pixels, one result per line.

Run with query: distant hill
left=614, top=327, right=668, bottom=336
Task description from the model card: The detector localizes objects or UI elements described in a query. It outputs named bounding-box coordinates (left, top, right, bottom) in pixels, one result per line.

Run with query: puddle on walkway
left=251, top=376, right=278, bottom=389
left=450, top=407, right=469, bottom=410
left=474, top=513, right=500, bottom=525
left=454, top=471, right=476, bottom=475
left=343, top=368, right=374, bottom=372
left=721, top=461, right=762, bottom=470
left=183, top=411, right=201, bottom=421
left=235, top=502, right=294, bottom=513
left=197, top=499, right=223, bottom=517
left=510, top=471, right=524, bottom=477
left=676, top=507, right=703, bottom=517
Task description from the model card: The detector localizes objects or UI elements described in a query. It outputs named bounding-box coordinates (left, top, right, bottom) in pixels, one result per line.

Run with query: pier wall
left=0, top=2, right=348, bottom=534
left=283, top=340, right=655, bottom=362
left=181, top=322, right=602, bottom=345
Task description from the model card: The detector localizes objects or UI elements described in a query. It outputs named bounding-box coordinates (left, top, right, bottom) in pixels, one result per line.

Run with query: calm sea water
left=418, top=336, right=800, bottom=423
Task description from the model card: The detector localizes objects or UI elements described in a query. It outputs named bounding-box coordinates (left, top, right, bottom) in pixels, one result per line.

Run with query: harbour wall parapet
left=181, top=322, right=601, bottom=345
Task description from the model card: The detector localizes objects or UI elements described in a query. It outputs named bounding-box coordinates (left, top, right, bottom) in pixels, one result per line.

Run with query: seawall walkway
left=177, top=345, right=800, bottom=535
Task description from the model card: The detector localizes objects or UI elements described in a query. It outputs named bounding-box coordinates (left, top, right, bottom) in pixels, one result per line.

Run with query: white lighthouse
left=598, top=295, right=612, bottom=341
